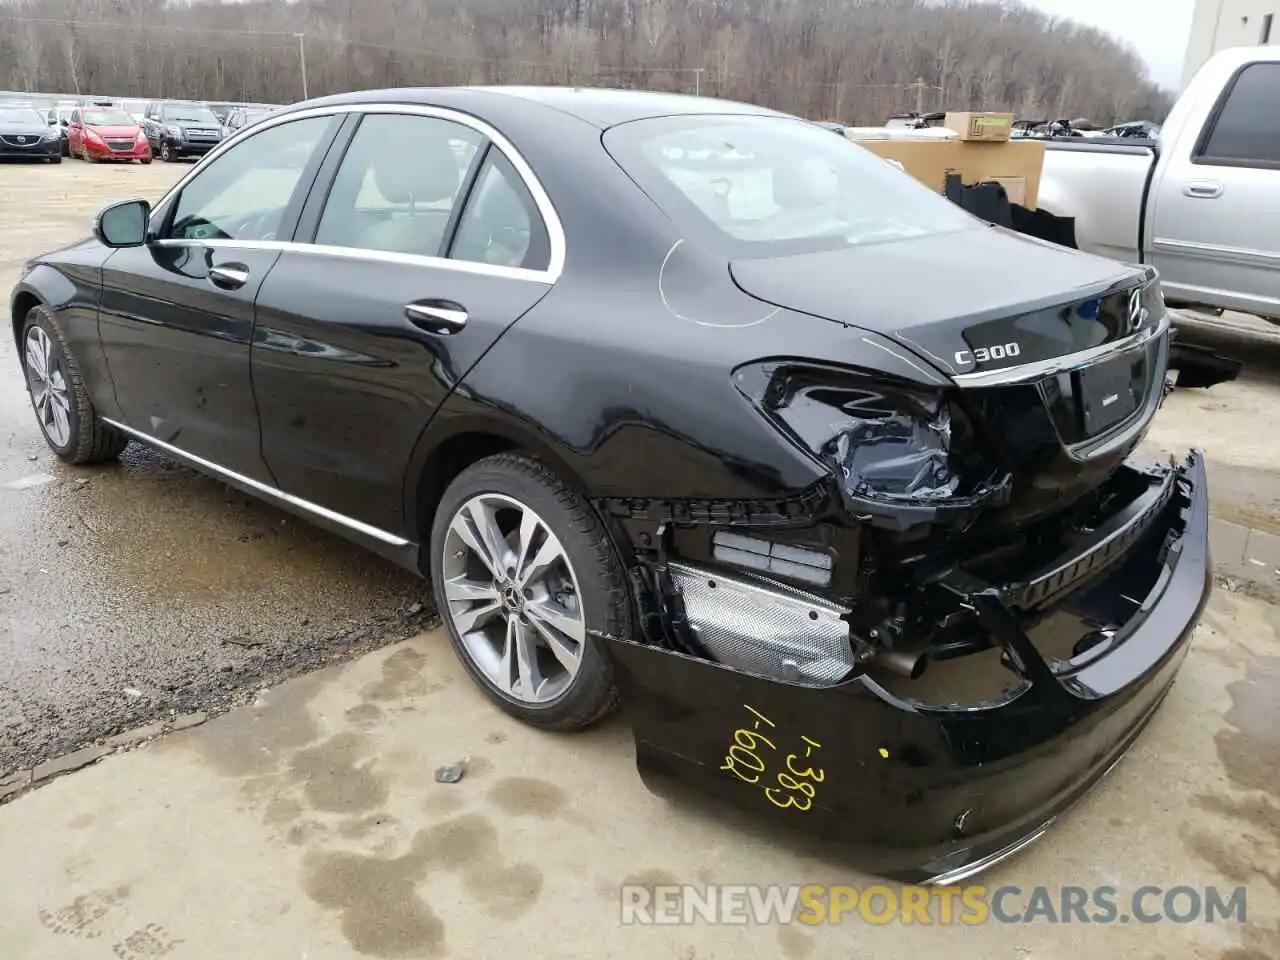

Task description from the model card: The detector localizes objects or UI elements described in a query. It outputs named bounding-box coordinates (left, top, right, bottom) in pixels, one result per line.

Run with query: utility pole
left=694, top=68, right=704, bottom=97
left=296, top=33, right=309, bottom=100
left=911, top=77, right=926, bottom=114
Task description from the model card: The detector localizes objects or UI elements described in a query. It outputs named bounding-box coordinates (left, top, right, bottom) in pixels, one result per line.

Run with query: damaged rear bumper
left=606, top=451, right=1210, bottom=882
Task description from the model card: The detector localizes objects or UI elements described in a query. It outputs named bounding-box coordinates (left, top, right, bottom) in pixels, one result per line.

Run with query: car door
left=66, top=109, right=81, bottom=154
left=250, top=107, right=559, bottom=538
left=97, top=111, right=343, bottom=480
left=1148, top=60, right=1280, bottom=317
left=143, top=102, right=162, bottom=150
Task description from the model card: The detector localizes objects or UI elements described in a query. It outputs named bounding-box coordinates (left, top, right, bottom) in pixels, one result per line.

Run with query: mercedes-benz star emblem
left=1127, top=288, right=1143, bottom=332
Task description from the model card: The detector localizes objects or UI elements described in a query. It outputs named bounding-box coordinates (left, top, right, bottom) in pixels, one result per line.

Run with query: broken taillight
left=734, top=360, right=1009, bottom=528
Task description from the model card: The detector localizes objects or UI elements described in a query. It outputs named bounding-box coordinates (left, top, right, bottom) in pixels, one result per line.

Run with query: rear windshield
left=603, top=114, right=978, bottom=256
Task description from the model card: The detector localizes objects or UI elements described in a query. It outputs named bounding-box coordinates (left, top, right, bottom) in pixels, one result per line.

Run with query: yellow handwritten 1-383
left=719, top=704, right=825, bottom=811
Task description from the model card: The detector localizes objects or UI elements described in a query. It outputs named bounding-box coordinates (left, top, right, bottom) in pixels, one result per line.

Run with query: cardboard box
left=943, top=111, right=1013, bottom=142
left=850, top=137, right=1045, bottom=210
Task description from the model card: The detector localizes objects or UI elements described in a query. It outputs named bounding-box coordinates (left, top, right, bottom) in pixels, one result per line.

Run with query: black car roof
left=294, top=85, right=786, bottom=129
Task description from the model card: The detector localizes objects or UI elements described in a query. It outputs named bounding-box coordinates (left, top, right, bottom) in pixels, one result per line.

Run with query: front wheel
left=429, top=453, right=630, bottom=731
left=160, top=143, right=175, bottom=162
left=48, top=155, right=61, bottom=164
left=21, top=306, right=128, bottom=464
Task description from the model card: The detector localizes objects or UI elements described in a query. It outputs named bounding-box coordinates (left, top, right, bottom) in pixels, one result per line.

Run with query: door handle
left=404, top=302, right=468, bottom=334
left=208, top=263, right=250, bottom=290
left=1184, top=180, right=1223, bottom=199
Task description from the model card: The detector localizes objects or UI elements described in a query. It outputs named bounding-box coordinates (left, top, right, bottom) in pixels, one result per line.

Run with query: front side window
left=604, top=114, right=978, bottom=256
left=1198, top=63, right=1280, bottom=166
left=314, top=113, right=482, bottom=257
left=449, top=151, right=550, bottom=270
left=167, top=115, right=332, bottom=242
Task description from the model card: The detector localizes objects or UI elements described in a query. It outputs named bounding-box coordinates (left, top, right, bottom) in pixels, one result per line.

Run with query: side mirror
left=93, top=199, right=151, bottom=249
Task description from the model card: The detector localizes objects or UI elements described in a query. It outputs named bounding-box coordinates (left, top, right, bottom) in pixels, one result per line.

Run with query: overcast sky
left=1021, top=0, right=1197, bottom=89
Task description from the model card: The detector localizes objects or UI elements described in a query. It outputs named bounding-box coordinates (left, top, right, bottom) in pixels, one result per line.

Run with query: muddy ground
left=1, top=158, right=1278, bottom=777
left=0, top=160, right=434, bottom=774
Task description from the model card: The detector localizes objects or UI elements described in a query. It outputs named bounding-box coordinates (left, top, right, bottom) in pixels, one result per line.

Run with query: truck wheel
left=429, top=453, right=629, bottom=731
left=20, top=306, right=128, bottom=465
left=160, top=143, right=175, bottom=162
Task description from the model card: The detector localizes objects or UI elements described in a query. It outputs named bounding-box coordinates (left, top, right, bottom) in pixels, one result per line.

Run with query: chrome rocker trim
left=102, top=418, right=410, bottom=547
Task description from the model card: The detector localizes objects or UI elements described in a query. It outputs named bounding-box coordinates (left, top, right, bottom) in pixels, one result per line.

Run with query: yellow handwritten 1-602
left=719, top=706, right=825, bottom=812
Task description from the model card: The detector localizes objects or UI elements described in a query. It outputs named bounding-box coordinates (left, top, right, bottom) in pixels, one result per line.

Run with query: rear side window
left=1196, top=62, right=1280, bottom=167
left=314, top=113, right=483, bottom=257
left=449, top=150, right=550, bottom=271
left=603, top=114, right=978, bottom=257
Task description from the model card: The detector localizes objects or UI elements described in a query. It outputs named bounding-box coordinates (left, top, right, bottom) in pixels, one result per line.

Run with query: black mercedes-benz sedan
left=0, top=103, right=62, bottom=162
left=10, top=87, right=1220, bottom=881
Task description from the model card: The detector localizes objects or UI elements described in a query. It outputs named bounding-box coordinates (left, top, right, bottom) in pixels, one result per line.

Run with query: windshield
left=603, top=114, right=978, bottom=255
left=84, top=110, right=135, bottom=126
left=163, top=106, right=218, bottom=124
left=0, top=107, right=44, bottom=125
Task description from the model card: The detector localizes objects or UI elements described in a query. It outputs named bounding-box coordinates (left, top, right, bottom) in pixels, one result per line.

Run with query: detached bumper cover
left=608, top=451, right=1210, bottom=882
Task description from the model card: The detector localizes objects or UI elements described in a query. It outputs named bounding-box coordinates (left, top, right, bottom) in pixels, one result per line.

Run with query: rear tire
left=20, top=306, right=129, bottom=465
left=429, top=453, right=629, bottom=731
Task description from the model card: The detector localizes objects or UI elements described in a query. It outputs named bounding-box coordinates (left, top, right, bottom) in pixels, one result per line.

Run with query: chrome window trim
left=102, top=418, right=410, bottom=547
left=149, top=237, right=554, bottom=284
left=951, top=311, right=1170, bottom=388
left=149, top=101, right=566, bottom=283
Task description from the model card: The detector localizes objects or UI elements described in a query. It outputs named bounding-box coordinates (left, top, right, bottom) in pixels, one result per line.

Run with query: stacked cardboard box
left=843, top=112, right=1045, bottom=210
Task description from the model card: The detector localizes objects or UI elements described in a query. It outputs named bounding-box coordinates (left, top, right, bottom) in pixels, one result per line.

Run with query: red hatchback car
left=67, top=107, right=152, bottom=164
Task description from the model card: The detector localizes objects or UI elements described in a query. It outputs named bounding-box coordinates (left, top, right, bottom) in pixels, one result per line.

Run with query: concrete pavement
left=1, top=594, right=1277, bottom=960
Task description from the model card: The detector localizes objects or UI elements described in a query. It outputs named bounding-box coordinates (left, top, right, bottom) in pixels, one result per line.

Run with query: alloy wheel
left=441, top=493, right=587, bottom=704
left=24, top=326, right=72, bottom=448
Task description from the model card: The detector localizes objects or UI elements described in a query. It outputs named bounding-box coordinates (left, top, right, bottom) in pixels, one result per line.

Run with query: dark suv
left=142, top=101, right=225, bottom=161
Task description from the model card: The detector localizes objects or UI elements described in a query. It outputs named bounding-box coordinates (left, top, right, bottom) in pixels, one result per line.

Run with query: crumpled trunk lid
left=728, top=226, right=1167, bottom=534
left=728, top=225, right=1149, bottom=380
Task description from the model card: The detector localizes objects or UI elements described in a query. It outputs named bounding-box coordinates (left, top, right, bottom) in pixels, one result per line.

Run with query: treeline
left=0, top=0, right=1174, bottom=125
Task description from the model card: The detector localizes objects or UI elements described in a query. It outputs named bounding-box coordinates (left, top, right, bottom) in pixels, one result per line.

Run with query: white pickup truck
left=1035, top=45, right=1280, bottom=323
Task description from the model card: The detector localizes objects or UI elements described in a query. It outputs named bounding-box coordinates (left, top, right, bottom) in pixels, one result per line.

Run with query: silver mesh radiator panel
left=667, top=562, right=856, bottom=685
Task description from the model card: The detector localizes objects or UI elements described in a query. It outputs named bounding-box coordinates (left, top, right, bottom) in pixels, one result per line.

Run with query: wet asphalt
left=0, top=162, right=433, bottom=775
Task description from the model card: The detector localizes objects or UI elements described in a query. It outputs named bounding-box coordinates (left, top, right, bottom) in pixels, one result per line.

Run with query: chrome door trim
left=150, top=237, right=554, bottom=285
left=149, top=101, right=567, bottom=283
left=102, top=418, right=411, bottom=547
left=1150, top=236, right=1280, bottom=268
left=951, top=311, right=1170, bottom=388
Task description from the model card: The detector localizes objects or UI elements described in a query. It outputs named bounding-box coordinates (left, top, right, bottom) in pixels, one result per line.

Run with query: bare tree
left=0, top=0, right=1175, bottom=124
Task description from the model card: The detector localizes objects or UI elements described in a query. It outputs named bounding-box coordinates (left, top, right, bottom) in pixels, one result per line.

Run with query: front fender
left=9, top=251, right=120, bottom=419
